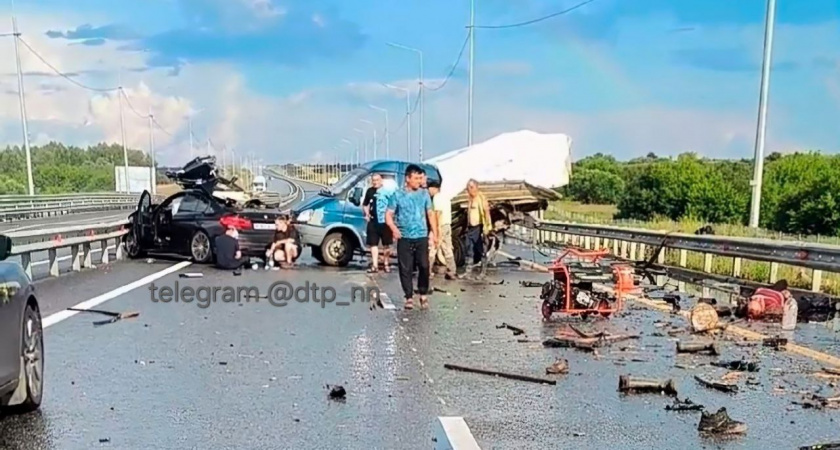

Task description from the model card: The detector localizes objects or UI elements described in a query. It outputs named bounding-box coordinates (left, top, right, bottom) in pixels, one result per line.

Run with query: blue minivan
left=291, top=160, right=442, bottom=266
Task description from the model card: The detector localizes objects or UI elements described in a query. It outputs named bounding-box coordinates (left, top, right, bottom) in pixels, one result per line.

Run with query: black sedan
left=124, top=189, right=284, bottom=264
left=0, top=234, right=44, bottom=414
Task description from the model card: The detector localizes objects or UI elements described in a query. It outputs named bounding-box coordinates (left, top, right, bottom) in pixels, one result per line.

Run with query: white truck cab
left=252, top=175, right=267, bottom=192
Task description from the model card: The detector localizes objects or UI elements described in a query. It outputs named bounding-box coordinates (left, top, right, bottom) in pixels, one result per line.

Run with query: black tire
left=311, top=246, right=325, bottom=264
left=190, top=230, right=213, bottom=264
left=3, top=301, right=44, bottom=414
left=124, top=228, right=146, bottom=259
left=321, top=232, right=354, bottom=267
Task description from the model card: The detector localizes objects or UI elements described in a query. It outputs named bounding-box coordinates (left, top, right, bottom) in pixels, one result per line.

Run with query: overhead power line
left=426, top=33, right=470, bottom=91
left=472, top=0, right=597, bottom=29
left=17, top=37, right=120, bottom=92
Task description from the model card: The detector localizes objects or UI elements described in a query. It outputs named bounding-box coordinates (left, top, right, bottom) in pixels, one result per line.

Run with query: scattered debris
left=694, top=375, right=738, bottom=393
left=496, top=323, right=525, bottom=336
left=543, top=332, right=639, bottom=351
left=546, top=359, right=569, bottom=375
left=793, top=394, right=840, bottom=410
left=663, top=294, right=681, bottom=312
left=799, top=441, right=840, bottom=449
left=218, top=361, right=228, bottom=366
left=763, top=337, right=788, bottom=349
left=823, top=367, right=840, bottom=376
left=520, top=281, right=543, bottom=288
left=444, top=363, right=557, bottom=385
left=179, top=272, right=204, bottom=278
left=711, top=360, right=760, bottom=372
left=666, top=397, right=705, bottom=412
left=698, top=407, right=747, bottom=435
left=67, top=307, right=140, bottom=326
left=618, top=375, right=678, bottom=396
left=99, top=438, right=111, bottom=443
left=433, top=287, right=451, bottom=295
left=689, top=303, right=719, bottom=333
left=328, top=385, right=346, bottom=400
left=676, top=341, right=720, bottom=356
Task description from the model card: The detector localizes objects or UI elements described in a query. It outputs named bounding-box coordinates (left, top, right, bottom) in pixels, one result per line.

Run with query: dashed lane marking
left=379, top=292, right=396, bottom=310
left=434, top=417, right=481, bottom=450
left=43, top=260, right=193, bottom=328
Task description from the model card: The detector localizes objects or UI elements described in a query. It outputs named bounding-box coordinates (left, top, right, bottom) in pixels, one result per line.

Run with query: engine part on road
left=694, top=375, right=739, bottom=393
left=545, top=359, right=569, bottom=375
left=496, top=323, right=525, bottom=336
left=618, top=375, right=678, bottom=396
left=676, top=341, right=720, bottom=356
left=444, top=363, right=557, bottom=385
left=689, top=303, right=719, bottom=332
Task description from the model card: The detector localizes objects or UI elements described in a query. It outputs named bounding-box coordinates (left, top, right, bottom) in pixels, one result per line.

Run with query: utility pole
left=188, top=118, right=194, bottom=159
left=118, top=72, right=129, bottom=193
left=387, top=43, right=423, bottom=160
left=468, top=0, right=475, bottom=147
left=385, top=84, right=411, bottom=160
left=748, top=0, right=777, bottom=229
left=369, top=105, right=390, bottom=158
left=148, top=107, right=156, bottom=195
left=11, top=13, right=34, bottom=195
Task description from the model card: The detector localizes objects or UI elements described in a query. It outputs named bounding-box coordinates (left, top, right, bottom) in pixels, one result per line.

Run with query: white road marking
left=434, top=417, right=481, bottom=450
left=43, top=260, right=192, bottom=328
left=379, top=292, right=396, bottom=310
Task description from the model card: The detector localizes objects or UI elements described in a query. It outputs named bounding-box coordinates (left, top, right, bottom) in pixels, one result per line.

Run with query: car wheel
left=190, top=230, right=213, bottom=264
left=453, top=236, right=465, bottom=268
left=124, top=229, right=145, bottom=259
left=311, top=246, right=325, bottom=264
left=322, top=232, right=354, bottom=267
left=3, top=301, right=44, bottom=414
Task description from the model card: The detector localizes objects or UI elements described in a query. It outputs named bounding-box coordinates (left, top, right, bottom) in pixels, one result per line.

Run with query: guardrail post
left=678, top=249, right=687, bottom=292
left=82, top=242, right=93, bottom=269
left=584, top=236, right=592, bottom=250
left=620, top=241, right=628, bottom=259
left=612, top=239, right=619, bottom=256
left=115, top=239, right=124, bottom=260
left=657, top=248, right=665, bottom=265
left=594, top=237, right=601, bottom=250
left=702, top=253, right=714, bottom=297
left=100, top=240, right=110, bottom=265
left=629, top=242, right=638, bottom=260
left=769, top=262, right=779, bottom=284
left=812, top=269, right=823, bottom=292
left=48, top=248, right=59, bottom=277
left=20, top=253, right=32, bottom=280
left=732, top=257, right=742, bottom=277
left=71, top=244, right=81, bottom=271
left=639, top=243, right=647, bottom=261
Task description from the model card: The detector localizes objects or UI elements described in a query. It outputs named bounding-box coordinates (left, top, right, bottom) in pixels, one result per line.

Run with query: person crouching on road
left=427, top=180, right=456, bottom=280
left=460, top=179, right=492, bottom=278
left=215, top=226, right=248, bottom=270
left=265, top=216, right=300, bottom=269
left=386, top=164, right=439, bottom=310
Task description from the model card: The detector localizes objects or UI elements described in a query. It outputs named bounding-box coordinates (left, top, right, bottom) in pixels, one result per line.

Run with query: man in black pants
left=215, top=226, right=249, bottom=270
left=386, top=164, right=439, bottom=310
left=363, top=173, right=392, bottom=272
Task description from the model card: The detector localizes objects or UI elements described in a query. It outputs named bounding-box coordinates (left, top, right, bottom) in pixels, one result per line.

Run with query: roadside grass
left=546, top=201, right=840, bottom=296
left=156, top=184, right=181, bottom=197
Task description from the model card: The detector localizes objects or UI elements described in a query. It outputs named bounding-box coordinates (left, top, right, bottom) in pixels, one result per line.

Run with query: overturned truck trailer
left=424, top=130, right=572, bottom=267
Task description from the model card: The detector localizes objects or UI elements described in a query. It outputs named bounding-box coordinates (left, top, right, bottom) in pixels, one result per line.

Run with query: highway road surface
left=2, top=228, right=840, bottom=448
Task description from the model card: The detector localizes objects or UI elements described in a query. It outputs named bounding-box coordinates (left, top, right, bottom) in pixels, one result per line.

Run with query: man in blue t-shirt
left=386, top=164, right=439, bottom=310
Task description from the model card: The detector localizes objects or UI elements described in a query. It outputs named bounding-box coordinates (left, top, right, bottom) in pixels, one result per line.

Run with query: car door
left=170, top=193, right=210, bottom=251
left=343, top=175, right=371, bottom=243
left=0, top=262, right=18, bottom=388
left=135, top=190, right=153, bottom=248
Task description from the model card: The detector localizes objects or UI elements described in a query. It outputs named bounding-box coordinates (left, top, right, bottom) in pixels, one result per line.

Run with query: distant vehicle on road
left=252, top=175, right=267, bottom=192
left=124, top=157, right=283, bottom=264
left=0, top=234, right=43, bottom=415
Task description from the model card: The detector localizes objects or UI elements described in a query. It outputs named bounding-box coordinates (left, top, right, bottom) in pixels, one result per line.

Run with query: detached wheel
left=311, top=246, right=325, bottom=264
left=3, top=302, right=44, bottom=414
left=541, top=300, right=554, bottom=321
left=190, top=230, right=213, bottom=264
left=322, top=232, right=354, bottom=267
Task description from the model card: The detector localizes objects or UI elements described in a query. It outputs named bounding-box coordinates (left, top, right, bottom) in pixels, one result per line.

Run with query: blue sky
left=0, top=0, right=838, bottom=165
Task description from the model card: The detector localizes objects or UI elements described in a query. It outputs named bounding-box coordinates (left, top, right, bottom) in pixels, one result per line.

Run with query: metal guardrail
left=513, top=219, right=840, bottom=293
left=0, top=193, right=143, bottom=221
left=3, top=185, right=301, bottom=279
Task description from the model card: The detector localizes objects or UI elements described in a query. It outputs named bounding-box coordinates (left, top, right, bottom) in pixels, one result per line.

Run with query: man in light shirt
left=427, top=180, right=457, bottom=280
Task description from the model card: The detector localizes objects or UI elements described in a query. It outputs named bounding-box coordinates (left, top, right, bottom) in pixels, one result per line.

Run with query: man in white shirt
left=427, top=180, right=456, bottom=279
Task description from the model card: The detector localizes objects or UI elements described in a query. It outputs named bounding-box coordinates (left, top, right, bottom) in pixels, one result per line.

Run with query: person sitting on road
left=215, top=226, right=248, bottom=270
left=266, top=216, right=300, bottom=268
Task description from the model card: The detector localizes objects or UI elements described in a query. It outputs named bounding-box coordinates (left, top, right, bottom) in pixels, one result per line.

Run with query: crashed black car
left=124, top=156, right=283, bottom=264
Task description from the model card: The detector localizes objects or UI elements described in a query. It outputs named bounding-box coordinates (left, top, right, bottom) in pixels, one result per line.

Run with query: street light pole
left=11, top=15, right=34, bottom=195
left=385, top=84, right=411, bottom=160
left=387, top=42, right=424, bottom=161
left=748, top=0, right=777, bottom=229
left=353, top=128, right=365, bottom=163
left=118, top=73, right=129, bottom=193
left=360, top=119, right=376, bottom=160
left=369, top=105, right=389, bottom=158
left=468, top=0, right=475, bottom=147
left=148, top=107, right=156, bottom=195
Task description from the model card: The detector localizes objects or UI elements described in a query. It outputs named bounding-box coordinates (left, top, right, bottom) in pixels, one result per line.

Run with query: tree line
left=560, top=151, right=840, bottom=237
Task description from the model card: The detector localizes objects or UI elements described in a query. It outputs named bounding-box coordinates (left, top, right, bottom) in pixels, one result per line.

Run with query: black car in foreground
left=0, top=234, right=44, bottom=415
left=124, top=156, right=285, bottom=264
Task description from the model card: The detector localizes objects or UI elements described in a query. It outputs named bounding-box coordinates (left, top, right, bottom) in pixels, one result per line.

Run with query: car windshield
left=325, top=167, right=368, bottom=196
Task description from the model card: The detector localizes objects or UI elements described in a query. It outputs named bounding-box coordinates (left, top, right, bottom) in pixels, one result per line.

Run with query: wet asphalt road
left=4, top=226, right=840, bottom=448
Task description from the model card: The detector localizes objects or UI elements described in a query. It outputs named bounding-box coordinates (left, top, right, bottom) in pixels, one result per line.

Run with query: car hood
left=291, top=194, right=332, bottom=215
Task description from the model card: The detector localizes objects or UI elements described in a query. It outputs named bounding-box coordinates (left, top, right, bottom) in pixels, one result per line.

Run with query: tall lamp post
left=384, top=84, right=411, bottom=160
left=360, top=119, right=377, bottom=160
left=386, top=42, right=424, bottom=161
left=353, top=128, right=366, bottom=162
left=369, top=105, right=390, bottom=158
left=748, top=0, right=777, bottom=228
